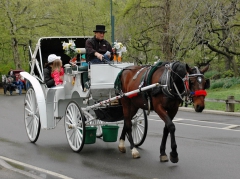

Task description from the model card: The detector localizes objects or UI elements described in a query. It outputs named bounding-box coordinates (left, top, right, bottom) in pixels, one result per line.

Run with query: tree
left=190, top=0, right=240, bottom=75
left=0, top=0, right=55, bottom=69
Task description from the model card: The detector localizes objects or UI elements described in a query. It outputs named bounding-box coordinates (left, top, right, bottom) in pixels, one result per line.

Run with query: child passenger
left=51, top=59, right=64, bottom=86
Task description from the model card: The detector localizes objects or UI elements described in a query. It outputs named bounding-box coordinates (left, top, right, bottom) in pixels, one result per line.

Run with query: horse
left=2, top=75, right=16, bottom=95
left=116, top=61, right=209, bottom=162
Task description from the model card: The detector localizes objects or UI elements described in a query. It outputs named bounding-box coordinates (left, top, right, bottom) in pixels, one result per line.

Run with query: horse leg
left=118, top=123, right=127, bottom=153
left=119, top=116, right=140, bottom=158
left=167, top=120, right=179, bottom=163
left=160, top=125, right=169, bottom=162
left=125, top=119, right=140, bottom=158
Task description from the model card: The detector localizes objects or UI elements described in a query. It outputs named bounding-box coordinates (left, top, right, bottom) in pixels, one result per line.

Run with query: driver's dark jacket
left=43, top=65, right=55, bottom=88
left=85, top=36, right=113, bottom=62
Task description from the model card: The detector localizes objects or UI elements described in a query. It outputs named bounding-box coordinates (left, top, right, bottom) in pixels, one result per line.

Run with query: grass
left=205, top=84, right=240, bottom=112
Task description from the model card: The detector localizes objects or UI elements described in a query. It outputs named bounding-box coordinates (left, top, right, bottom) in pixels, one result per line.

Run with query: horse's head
left=187, top=64, right=210, bottom=112
left=2, top=75, right=6, bottom=83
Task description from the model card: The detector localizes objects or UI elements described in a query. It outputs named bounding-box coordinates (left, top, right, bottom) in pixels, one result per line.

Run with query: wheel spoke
left=24, top=88, right=40, bottom=143
left=64, top=102, right=85, bottom=152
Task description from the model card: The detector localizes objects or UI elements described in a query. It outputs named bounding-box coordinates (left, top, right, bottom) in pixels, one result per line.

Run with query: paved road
left=0, top=94, right=240, bottom=179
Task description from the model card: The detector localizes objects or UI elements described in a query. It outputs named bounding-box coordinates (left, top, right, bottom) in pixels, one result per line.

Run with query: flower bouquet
left=62, top=40, right=81, bottom=65
left=113, top=41, right=127, bottom=62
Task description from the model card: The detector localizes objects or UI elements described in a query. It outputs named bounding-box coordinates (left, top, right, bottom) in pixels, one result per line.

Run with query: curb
left=179, top=107, right=240, bottom=117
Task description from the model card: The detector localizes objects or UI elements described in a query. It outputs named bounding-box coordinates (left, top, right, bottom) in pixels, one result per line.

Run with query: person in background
left=8, top=69, right=13, bottom=76
left=15, top=78, right=24, bottom=95
left=51, top=59, right=64, bottom=86
left=85, top=25, right=113, bottom=64
left=44, top=54, right=61, bottom=88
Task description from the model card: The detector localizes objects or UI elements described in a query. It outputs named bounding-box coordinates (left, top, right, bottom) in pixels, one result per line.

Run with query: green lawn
left=205, top=84, right=240, bottom=112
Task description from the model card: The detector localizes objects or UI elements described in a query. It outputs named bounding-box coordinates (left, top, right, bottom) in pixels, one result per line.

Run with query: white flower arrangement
left=113, top=41, right=127, bottom=57
left=62, top=39, right=80, bottom=58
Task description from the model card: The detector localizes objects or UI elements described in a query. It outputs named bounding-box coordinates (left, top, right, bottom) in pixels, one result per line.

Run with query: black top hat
left=93, top=25, right=107, bottom=32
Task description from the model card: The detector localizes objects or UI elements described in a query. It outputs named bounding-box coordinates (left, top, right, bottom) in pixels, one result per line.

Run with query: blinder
left=204, top=79, right=210, bottom=89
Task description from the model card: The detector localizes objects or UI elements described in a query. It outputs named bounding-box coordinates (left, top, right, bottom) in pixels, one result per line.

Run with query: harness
left=160, top=62, right=187, bottom=99
left=130, top=61, right=188, bottom=114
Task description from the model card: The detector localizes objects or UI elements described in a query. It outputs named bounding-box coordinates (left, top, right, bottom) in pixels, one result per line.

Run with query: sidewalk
left=0, top=87, right=26, bottom=95
left=179, top=106, right=240, bottom=117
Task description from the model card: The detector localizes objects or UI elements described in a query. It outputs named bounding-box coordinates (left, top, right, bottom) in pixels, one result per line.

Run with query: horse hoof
left=118, top=146, right=126, bottom=153
left=170, top=152, right=179, bottom=163
left=118, top=139, right=126, bottom=153
left=160, top=155, right=169, bottom=162
left=132, top=148, right=140, bottom=159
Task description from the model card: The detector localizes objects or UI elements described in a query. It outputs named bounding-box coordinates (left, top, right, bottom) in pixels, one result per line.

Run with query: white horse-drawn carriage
left=20, top=37, right=148, bottom=152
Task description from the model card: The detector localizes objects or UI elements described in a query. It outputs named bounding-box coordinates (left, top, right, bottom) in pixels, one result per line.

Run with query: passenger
left=85, top=25, right=113, bottom=64
left=51, top=59, right=64, bottom=86
left=81, top=54, right=89, bottom=91
left=43, top=54, right=61, bottom=88
left=15, top=78, right=24, bottom=95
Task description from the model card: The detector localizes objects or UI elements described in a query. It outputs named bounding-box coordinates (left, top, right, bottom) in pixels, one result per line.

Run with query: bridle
left=184, top=67, right=207, bottom=106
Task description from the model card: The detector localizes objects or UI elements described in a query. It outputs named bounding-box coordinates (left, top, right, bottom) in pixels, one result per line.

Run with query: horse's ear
left=200, top=64, right=210, bottom=74
left=186, top=63, right=192, bottom=73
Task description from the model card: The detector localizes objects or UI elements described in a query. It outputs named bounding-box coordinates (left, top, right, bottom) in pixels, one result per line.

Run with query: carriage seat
left=71, top=65, right=88, bottom=72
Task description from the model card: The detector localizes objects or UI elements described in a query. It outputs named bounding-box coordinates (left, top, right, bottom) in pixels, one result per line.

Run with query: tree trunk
left=11, top=37, right=21, bottom=69
left=162, top=0, right=172, bottom=61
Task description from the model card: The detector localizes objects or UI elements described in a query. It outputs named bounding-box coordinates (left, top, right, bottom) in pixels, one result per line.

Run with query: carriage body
left=21, top=37, right=92, bottom=129
left=20, top=36, right=148, bottom=152
left=21, top=36, right=133, bottom=128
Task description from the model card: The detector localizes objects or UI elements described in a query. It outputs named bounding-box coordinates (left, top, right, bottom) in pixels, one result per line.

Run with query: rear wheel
left=64, top=101, right=85, bottom=152
left=132, top=109, right=148, bottom=147
left=24, top=87, right=41, bottom=143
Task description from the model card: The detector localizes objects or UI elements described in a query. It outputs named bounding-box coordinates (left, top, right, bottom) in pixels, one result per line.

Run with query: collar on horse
left=160, top=61, right=188, bottom=99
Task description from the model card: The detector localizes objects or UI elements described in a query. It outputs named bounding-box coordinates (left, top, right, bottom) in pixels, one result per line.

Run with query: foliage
left=206, top=84, right=240, bottom=112
left=221, top=70, right=235, bottom=78
left=210, top=77, right=240, bottom=89
left=0, top=0, right=240, bottom=75
left=204, top=70, right=219, bottom=79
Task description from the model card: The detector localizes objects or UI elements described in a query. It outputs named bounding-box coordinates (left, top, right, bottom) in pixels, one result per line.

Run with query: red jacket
left=51, top=67, right=64, bottom=85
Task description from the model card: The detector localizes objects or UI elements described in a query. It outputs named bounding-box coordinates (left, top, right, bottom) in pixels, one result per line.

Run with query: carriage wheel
left=132, top=109, right=148, bottom=147
left=24, top=87, right=41, bottom=143
left=64, top=101, right=86, bottom=152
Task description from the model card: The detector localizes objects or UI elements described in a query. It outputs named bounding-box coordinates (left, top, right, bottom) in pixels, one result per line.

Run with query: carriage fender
left=20, top=72, right=48, bottom=129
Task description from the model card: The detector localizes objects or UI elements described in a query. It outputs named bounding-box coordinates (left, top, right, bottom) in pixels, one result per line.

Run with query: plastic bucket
left=101, top=125, right=119, bottom=142
left=84, top=127, right=97, bottom=144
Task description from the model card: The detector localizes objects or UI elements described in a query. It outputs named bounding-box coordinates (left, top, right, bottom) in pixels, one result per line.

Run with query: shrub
left=204, top=70, right=219, bottom=79
left=210, top=81, right=224, bottom=89
left=221, top=70, right=234, bottom=78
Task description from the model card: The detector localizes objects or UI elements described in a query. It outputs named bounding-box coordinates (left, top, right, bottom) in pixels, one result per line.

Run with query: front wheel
left=64, top=101, right=86, bottom=152
left=132, top=109, right=148, bottom=147
left=24, top=87, right=41, bottom=143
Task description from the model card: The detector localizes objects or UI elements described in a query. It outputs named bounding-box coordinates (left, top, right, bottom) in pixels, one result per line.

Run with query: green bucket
left=84, top=126, right=97, bottom=144
left=102, top=125, right=119, bottom=142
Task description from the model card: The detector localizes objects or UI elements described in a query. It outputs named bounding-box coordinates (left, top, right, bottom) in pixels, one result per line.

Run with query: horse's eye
left=197, top=76, right=202, bottom=83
